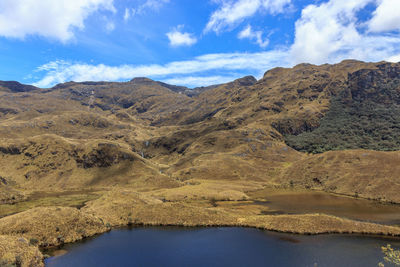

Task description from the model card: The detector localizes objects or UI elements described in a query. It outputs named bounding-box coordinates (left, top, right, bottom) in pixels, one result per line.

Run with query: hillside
left=285, top=63, right=400, bottom=153
left=0, top=60, right=399, bottom=201
left=1, top=60, right=400, bottom=265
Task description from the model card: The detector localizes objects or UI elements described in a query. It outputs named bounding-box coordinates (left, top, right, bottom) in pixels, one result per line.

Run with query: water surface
left=248, top=189, right=400, bottom=225
left=46, top=227, right=400, bottom=267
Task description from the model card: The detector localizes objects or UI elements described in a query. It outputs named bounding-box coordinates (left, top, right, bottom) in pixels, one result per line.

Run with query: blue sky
left=0, top=0, right=400, bottom=88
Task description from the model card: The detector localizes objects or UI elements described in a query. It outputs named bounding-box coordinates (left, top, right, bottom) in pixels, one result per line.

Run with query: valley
left=1, top=60, right=400, bottom=266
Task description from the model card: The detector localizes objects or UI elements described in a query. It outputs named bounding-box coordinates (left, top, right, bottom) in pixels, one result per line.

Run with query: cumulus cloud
left=0, top=0, right=115, bottom=42
left=33, top=50, right=289, bottom=87
left=166, top=26, right=197, bottom=46
left=26, top=0, right=400, bottom=88
left=238, top=25, right=269, bottom=48
left=205, top=0, right=291, bottom=33
left=369, top=0, right=400, bottom=33
left=290, top=0, right=400, bottom=65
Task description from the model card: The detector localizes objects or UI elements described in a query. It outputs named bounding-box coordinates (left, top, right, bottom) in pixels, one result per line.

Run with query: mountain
left=0, top=60, right=399, bottom=207
left=2, top=60, right=400, bottom=265
left=0, top=81, right=39, bottom=93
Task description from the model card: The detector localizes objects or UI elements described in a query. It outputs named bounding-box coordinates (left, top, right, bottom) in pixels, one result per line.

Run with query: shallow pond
left=45, top=227, right=400, bottom=267
left=248, top=189, right=400, bottom=225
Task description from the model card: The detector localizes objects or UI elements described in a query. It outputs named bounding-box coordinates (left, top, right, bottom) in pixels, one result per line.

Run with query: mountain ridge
left=2, top=60, right=400, bottom=265
left=1, top=59, right=400, bottom=207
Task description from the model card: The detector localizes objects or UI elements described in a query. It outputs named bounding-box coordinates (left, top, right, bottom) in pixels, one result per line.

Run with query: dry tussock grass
left=2, top=61, right=400, bottom=264
left=0, top=207, right=107, bottom=247
left=0, top=235, right=43, bottom=267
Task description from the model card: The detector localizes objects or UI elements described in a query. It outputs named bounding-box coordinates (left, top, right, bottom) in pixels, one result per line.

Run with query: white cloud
left=387, top=54, right=400, bottom=63
left=0, top=0, right=115, bottom=42
left=261, top=0, right=293, bottom=14
left=238, top=25, right=269, bottom=48
left=161, top=75, right=239, bottom=87
left=123, top=0, right=169, bottom=22
left=167, top=26, right=197, bottom=46
left=290, top=0, right=400, bottom=65
left=369, top=0, right=400, bottom=32
left=25, top=0, right=400, bottom=89
left=138, top=0, right=170, bottom=12
left=33, top=50, right=289, bottom=87
left=205, top=0, right=291, bottom=33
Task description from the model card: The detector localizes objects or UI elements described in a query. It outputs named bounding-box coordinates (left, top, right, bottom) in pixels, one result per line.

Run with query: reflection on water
left=45, top=227, right=400, bottom=267
left=249, top=189, right=400, bottom=225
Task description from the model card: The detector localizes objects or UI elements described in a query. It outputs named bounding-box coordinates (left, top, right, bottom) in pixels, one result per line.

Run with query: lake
left=247, top=189, right=400, bottom=225
left=45, top=227, right=400, bottom=267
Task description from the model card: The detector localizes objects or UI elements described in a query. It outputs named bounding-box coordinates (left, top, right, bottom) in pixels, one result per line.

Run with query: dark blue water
left=45, top=227, right=400, bottom=267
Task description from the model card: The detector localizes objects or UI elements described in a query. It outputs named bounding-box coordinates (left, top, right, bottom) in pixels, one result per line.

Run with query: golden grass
left=83, top=188, right=400, bottom=236
left=0, top=235, right=43, bottom=267
left=1, top=188, right=400, bottom=264
left=0, top=207, right=108, bottom=247
left=1, top=60, right=400, bottom=265
left=0, top=192, right=101, bottom=218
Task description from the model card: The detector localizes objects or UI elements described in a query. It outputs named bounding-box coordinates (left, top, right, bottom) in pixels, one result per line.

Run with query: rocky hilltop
left=1, top=60, right=400, bottom=266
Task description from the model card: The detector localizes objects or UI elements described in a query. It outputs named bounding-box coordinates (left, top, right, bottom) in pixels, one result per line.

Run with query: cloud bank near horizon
left=33, top=51, right=288, bottom=88
left=3, top=0, right=400, bottom=88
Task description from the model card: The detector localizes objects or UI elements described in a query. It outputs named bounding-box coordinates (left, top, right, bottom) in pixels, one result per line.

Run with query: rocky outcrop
left=347, top=63, right=400, bottom=103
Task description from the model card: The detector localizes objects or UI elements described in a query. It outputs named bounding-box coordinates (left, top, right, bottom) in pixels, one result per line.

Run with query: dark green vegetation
left=285, top=65, right=400, bottom=153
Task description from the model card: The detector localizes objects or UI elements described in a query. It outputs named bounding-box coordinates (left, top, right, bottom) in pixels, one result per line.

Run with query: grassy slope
left=1, top=60, right=400, bottom=264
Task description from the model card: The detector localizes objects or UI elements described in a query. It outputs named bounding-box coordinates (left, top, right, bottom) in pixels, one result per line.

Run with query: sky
left=0, top=0, right=400, bottom=88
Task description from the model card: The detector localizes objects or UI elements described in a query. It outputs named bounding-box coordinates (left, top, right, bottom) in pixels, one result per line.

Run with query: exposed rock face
left=348, top=63, right=400, bottom=103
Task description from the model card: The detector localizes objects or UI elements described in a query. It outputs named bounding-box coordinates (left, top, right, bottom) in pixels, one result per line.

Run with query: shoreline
left=2, top=188, right=400, bottom=266
left=2, top=213, right=400, bottom=266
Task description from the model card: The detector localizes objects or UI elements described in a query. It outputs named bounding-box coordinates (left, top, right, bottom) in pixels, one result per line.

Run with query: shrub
left=285, top=84, right=400, bottom=153
left=29, top=238, right=39, bottom=246
left=209, top=198, right=218, bottom=207
left=380, top=244, right=400, bottom=266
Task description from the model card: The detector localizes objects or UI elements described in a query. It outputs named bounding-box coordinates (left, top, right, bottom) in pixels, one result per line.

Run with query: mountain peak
left=129, top=77, right=155, bottom=84
left=0, top=81, right=38, bottom=92
left=232, top=75, right=257, bottom=86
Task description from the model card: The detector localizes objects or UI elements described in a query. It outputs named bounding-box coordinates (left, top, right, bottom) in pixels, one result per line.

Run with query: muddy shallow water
left=248, top=189, right=400, bottom=225
left=45, top=227, right=400, bottom=267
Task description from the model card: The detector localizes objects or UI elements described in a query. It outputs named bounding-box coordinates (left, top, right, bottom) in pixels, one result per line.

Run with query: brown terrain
left=1, top=60, right=400, bottom=266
